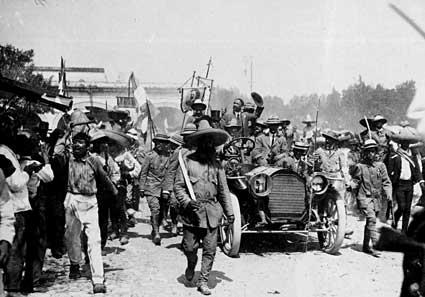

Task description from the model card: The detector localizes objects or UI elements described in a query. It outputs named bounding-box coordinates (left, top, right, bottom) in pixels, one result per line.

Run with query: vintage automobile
left=218, top=137, right=346, bottom=257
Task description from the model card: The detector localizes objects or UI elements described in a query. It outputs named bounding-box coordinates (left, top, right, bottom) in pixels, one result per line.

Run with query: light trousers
left=64, top=193, right=104, bottom=284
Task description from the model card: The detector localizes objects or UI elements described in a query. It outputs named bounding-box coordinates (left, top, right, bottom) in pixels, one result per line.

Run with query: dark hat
left=265, top=115, right=281, bottom=125
left=169, top=133, right=184, bottom=146
left=322, top=130, right=339, bottom=141
left=181, top=123, right=197, bottom=136
left=187, top=120, right=230, bottom=147
left=373, top=114, right=387, bottom=124
left=192, top=99, right=207, bottom=110
left=363, top=139, right=378, bottom=150
left=153, top=133, right=169, bottom=143
left=359, top=117, right=375, bottom=128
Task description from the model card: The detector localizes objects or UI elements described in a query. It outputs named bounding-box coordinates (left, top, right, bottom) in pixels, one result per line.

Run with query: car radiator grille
left=268, top=173, right=306, bottom=220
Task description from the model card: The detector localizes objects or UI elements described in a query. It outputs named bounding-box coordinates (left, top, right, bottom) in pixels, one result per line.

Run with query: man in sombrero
left=387, top=126, right=424, bottom=233
left=174, top=119, right=234, bottom=295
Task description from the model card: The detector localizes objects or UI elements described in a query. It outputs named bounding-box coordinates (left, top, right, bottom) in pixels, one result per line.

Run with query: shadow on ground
left=236, top=233, right=322, bottom=256
left=176, top=270, right=233, bottom=289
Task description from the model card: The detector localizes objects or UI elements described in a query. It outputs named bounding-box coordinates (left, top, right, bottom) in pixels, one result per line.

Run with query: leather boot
left=185, top=252, right=198, bottom=281
left=151, top=214, right=161, bottom=246
left=363, top=224, right=380, bottom=257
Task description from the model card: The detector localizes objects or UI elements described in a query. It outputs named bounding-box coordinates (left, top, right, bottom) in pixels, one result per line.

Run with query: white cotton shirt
left=400, top=149, right=412, bottom=181
left=0, top=145, right=31, bottom=213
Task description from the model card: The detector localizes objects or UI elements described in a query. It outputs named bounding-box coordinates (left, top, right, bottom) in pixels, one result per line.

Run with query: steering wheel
left=224, top=137, right=255, bottom=157
left=226, top=137, right=255, bottom=150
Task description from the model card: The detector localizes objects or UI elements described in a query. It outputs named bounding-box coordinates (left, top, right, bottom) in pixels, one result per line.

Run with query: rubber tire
left=219, top=193, right=242, bottom=257
left=317, top=199, right=346, bottom=255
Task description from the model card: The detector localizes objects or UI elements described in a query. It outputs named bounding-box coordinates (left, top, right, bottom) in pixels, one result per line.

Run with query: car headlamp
left=249, top=173, right=272, bottom=197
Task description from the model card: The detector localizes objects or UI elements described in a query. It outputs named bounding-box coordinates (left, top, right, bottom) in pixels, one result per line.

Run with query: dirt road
left=23, top=205, right=403, bottom=297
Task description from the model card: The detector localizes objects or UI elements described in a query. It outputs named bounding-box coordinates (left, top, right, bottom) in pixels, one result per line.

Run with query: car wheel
left=317, top=198, right=346, bottom=254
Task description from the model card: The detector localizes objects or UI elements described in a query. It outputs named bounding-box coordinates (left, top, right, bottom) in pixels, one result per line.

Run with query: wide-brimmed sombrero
left=90, top=130, right=108, bottom=143
left=322, top=130, right=339, bottom=141
left=153, top=133, right=169, bottom=142
left=302, top=114, right=315, bottom=124
left=169, top=133, right=184, bottom=146
left=187, top=119, right=230, bottom=147
left=391, top=126, right=422, bottom=143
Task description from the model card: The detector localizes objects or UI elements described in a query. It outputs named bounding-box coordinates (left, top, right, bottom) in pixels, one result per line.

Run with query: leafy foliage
left=0, top=44, right=53, bottom=114
left=212, top=76, right=415, bottom=132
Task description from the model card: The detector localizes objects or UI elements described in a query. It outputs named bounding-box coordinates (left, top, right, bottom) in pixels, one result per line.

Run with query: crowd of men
left=0, top=95, right=424, bottom=296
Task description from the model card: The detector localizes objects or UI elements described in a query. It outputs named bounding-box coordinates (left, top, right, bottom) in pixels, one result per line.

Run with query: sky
left=2, top=0, right=425, bottom=102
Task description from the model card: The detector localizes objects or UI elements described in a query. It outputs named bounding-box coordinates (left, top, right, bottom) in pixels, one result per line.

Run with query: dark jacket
left=387, top=151, right=422, bottom=187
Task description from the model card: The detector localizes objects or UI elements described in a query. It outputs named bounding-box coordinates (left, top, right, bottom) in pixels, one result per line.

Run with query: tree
left=0, top=44, right=53, bottom=116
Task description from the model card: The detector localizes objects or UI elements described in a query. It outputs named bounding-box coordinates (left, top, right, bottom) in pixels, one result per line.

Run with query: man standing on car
left=174, top=120, right=234, bottom=295
left=350, top=139, right=392, bottom=257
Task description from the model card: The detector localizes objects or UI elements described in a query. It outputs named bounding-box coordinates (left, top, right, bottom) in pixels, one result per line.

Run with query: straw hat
left=373, top=114, right=387, bottom=124
left=187, top=119, right=230, bottom=147
left=265, top=115, right=281, bottom=125
left=169, top=133, right=184, bottom=146
left=363, top=139, right=378, bottom=150
left=191, top=99, right=206, bottom=110
left=180, top=123, right=197, bottom=136
left=153, top=133, right=169, bottom=143
left=292, top=142, right=310, bottom=152
left=302, top=114, right=315, bottom=124
left=322, top=130, right=339, bottom=141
